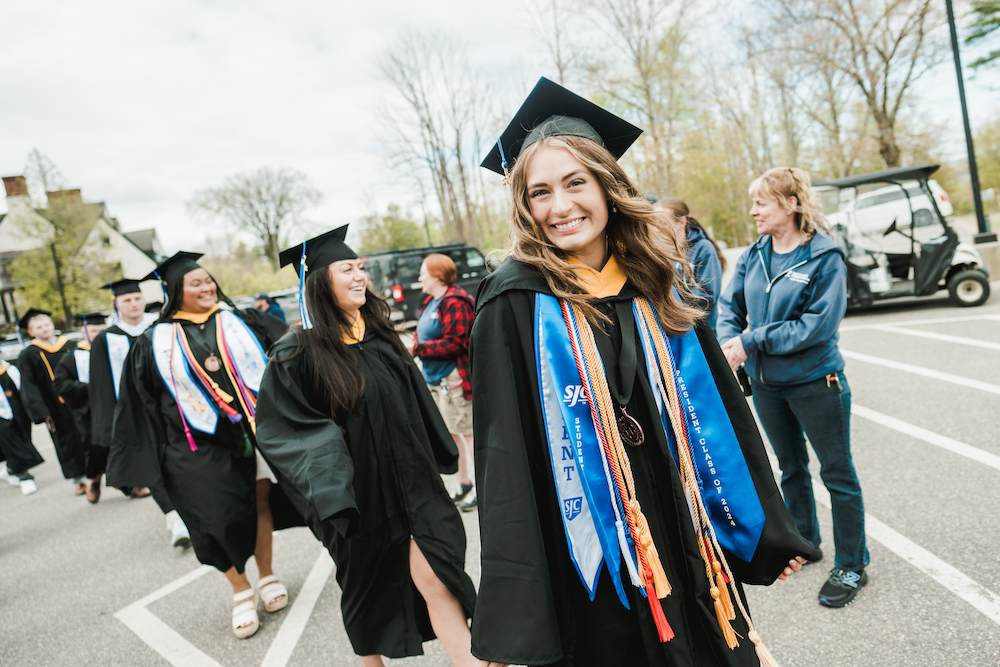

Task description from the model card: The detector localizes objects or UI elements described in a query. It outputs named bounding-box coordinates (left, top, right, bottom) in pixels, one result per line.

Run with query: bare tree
left=24, top=149, right=65, bottom=208
left=187, top=167, right=322, bottom=273
left=377, top=30, right=492, bottom=245
left=768, top=0, right=946, bottom=168
left=585, top=0, right=694, bottom=196
left=526, top=0, right=581, bottom=85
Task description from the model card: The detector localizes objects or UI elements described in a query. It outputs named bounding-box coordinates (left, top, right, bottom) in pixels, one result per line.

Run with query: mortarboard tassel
left=298, top=242, right=313, bottom=330
left=153, top=270, right=168, bottom=303
left=497, top=136, right=511, bottom=186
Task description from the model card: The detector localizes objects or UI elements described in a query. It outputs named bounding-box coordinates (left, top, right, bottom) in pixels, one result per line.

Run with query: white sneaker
left=0, top=464, right=19, bottom=487
left=20, top=479, right=37, bottom=495
left=171, top=521, right=191, bottom=549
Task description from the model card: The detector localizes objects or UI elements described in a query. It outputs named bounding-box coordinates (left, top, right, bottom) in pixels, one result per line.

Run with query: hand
left=720, top=337, right=748, bottom=372
left=777, top=556, right=807, bottom=581
left=44, top=416, right=56, bottom=433
left=448, top=379, right=463, bottom=389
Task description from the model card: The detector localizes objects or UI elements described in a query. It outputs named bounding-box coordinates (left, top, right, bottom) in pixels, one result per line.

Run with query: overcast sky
left=2, top=1, right=999, bottom=256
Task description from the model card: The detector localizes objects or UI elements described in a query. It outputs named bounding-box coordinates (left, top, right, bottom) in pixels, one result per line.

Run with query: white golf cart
left=814, top=164, right=991, bottom=308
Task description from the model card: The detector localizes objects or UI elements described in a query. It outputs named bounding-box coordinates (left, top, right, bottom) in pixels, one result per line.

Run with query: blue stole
left=534, top=293, right=766, bottom=605
left=634, top=303, right=765, bottom=562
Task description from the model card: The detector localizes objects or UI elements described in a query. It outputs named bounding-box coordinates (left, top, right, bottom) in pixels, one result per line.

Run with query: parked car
left=814, top=164, right=990, bottom=308
left=362, top=244, right=488, bottom=323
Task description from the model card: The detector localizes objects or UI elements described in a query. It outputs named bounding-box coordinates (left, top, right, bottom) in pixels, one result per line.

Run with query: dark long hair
left=284, top=267, right=410, bottom=424
left=659, top=197, right=727, bottom=272
left=157, top=270, right=239, bottom=323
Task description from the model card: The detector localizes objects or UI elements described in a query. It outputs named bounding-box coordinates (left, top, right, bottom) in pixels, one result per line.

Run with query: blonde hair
left=749, top=167, right=829, bottom=243
left=506, top=135, right=701, bottom=334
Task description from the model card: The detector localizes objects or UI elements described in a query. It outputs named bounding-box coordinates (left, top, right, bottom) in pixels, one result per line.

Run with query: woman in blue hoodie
left=716, top=167, right=870, bottom=609
left=653, top=197, right=726, bottom=332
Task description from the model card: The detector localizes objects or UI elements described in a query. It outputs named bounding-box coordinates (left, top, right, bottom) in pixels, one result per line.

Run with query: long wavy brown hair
left=506, top=134, right=702, bottom=334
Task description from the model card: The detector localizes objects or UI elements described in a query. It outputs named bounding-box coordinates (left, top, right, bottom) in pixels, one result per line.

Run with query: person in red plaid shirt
left=413, top=253, right=477, bottom=511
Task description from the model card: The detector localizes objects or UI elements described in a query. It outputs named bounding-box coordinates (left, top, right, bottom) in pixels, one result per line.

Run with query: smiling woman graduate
left=254, top=226, right=478, bottom=667
left=106, top=252, right=302, bottom=639
left=469, top=78, right=821, bottom=667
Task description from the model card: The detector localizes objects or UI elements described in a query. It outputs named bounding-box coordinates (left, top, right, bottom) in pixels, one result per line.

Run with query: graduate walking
left=255, top=226, right=478, bottom=667
left=0, top=356, right=44, bottom=495
left=88, top=279, right=189, bottom=547
left=15, top=309, right=87, bottom=494
left=470, top=78, right=820, bottom=667
left=107, top=253, right=302, bottom=639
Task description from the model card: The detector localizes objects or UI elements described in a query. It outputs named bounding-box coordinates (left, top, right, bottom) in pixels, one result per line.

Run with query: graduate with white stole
left=86, top=279, right=190, bottom=547
left=15, top=308, right=88, bottom=494
left=107, top=252, right=303, bottom=640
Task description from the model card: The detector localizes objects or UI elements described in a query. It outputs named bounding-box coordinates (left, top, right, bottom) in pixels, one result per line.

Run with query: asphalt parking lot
left=2, top=287, right=999, bottom=666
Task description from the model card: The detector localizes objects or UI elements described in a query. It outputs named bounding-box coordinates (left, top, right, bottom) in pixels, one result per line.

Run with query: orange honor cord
left=174, top=324, right=241, bottom=422
left=215, top=319, right=257, bottom=435
left=635, top=298, right=774, bottom=659
left=38, top=352, right=65, bottom=403
left=562, top=301, right=673, bottom=642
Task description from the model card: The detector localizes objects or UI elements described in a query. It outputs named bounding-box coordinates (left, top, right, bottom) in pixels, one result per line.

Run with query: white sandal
left=257, top=575, right=289, bottom=613
left=232, top=587, right=259, bottom=639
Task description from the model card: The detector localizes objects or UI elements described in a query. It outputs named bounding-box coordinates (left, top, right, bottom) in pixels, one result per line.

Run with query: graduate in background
left=15, top=309, right=88, bottom=494
left=54, top=312, right=107, bottom=503
left=88, top=279, right=189, bottom=547
left=0, top=352, right=44, bottom=495
left=470, top=78, right=819, bottom=667
left=256, top=227, right=478, bottom=667
left=107, top=253, right=303, bottom=639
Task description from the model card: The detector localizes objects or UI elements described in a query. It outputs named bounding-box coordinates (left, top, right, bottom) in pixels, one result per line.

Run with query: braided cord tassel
left=563, top=302, right=674, bottom=642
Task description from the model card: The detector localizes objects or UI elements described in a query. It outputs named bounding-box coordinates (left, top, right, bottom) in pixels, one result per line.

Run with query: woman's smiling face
left=180, top=269, right=217, bottom=313
left=525, top=144, right=609, bottom=264
left=328, top=259, right=368, bottom=312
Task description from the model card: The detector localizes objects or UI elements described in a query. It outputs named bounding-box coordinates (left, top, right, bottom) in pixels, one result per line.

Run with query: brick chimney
left=46, top=188, right=83, bottom=206
left=3, top=175, right=28, bottom=197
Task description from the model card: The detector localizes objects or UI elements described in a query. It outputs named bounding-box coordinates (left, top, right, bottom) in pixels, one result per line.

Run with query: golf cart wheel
left=947, top=270, right=990, bottom=307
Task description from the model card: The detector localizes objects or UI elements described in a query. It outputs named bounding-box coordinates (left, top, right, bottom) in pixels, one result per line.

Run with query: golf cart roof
left=813, top=164, right=940, bottom=189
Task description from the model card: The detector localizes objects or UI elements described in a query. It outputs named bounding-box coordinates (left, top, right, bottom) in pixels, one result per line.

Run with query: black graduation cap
left=278, top=225, right=357, bottom=273
left=101, top=279, right=143, bottom=297
left=481, top=77, right=643, bottom=176
left=278, top=225, right=357, bottom=330
left=74, top=312, right=108, bottom=327
left=142, top=251, right=205, bottom=287
left=18, top=308, right=51, bottom=331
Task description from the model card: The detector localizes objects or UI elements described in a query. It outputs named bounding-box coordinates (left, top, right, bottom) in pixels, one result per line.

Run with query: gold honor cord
left=635, top=298, right=778, bottom=666
left=214, top=315, right=257, bottom=435
left=565, top=301, right=674, bottom=642
left=38, top=352, right=65, bottom=404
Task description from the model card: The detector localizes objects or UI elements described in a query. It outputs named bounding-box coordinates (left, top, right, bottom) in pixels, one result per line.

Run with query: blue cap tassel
left=497, top=136, right=511, bottom=185
left=152, top=271, right=168, bottom=303
left=298, top=242, right=313, bottom=330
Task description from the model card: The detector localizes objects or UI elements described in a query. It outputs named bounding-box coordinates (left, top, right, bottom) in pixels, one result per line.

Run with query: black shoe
left=459, top=490, right=477, bottom=512
left=819, top=568, right=868, bottom=607
left=451, top=483, right=473, bottom=504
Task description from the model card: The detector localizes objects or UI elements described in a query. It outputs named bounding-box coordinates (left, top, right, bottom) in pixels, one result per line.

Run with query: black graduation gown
left=0, top=362, right=44, bottom=478
left=54, top=341, right=100, bottom=478
left=255, top=327, right=477, bottom=659
left=89, top=324, right=133, bottom=449
left=469, top=260, right=821, bottom=667
left=16, top=338, right=86, bottom=479
left=107, top=308, right=303, bottom=573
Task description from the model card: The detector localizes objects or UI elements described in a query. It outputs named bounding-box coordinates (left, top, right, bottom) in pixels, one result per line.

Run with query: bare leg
left=409, top=539, right=476, bottom=667
left=223, top=567, right=255, bottom=631
left=254, top=479, right=276, bottom=579
left=452, top=434, right=471, bottom=486
left=359, top=656, right=386, bottom=667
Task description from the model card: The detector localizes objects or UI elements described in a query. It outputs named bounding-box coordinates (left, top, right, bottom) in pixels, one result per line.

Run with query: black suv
left=362, top=245, right=487, bottom=323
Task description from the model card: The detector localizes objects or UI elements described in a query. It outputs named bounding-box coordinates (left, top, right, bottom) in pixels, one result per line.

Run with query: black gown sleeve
left=255, top=340, right=359, bottom=538
left=15, top=348, right=49, bottom=424
left=54, top=351, right=88, bottom=409
left=406, top=361, right=459, bottom=474
left=469, top=291, right=565, bottom=664
left=88, top=333, right=116, bottom=448
left=106, top=334, right=165, bottom=488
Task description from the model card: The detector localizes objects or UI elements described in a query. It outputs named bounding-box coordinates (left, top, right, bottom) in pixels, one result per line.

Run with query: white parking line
left=261, top=550, right=335, bottom=667
left=840, top=313, right=997, bottom=332
left=810, top=481, right=1000, bottom=626
left=868, top=325, right=1000, bottom=351
left=842, top=350, right=1000, bottom=396
left=852, top=405, right=1000, bottom=472
left=116, top=550, right=334, bottom=667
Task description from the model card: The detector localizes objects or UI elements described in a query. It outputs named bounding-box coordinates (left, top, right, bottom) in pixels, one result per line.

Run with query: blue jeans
left=753, top=371, right=870, bottom=572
